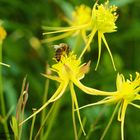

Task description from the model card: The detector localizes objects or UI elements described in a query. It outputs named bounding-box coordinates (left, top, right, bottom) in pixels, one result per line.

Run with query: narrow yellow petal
left=71, top=93, right=78, bottom=140
left=79, top=28, right=97, bottom=59
left=134, top=94, right=140, bottom=100
left=78, top=60, right=91, bottom=77
left=42, top=25, right=88, bottom=31
left=81, top=30, right=91, bottom=52
left=70, top=82, right=86, bottom=136
left=101, top=34, right=116, bottom=71
left=95, top=32, right=102, bottom=71
left=130, top=102, right=140, bottom=109
left=78, top=97, right=116, bottom=111
left=116, top=73, right=123, bottom=90
left=41, top=31, right=73, bottom=43
left=71, top=76, right=117, bottom=96
left=42, top=26, right=73, bottom=30
left=117, top=102, right=123, bottom=122
left=91, top=2, right=98, bottom=19
left=43, top=24, right=89, bottom=35
left=50, top=82, right=68, bottom=102
left=120, top=100, right=128, bottom=140
left=19, top=82, right=65, bottom=126
left=41, top=73, right=62, bottom=82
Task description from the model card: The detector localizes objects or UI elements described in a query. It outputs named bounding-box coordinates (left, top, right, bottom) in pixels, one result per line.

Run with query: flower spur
left=78, top=72, right=140, bottom=140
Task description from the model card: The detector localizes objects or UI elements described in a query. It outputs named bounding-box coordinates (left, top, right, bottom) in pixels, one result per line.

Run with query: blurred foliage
left=0, top=0, right=140, bottom=140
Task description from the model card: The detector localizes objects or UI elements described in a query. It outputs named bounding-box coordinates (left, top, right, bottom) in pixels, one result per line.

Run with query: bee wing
left=54, top=45, right=61, bottom=50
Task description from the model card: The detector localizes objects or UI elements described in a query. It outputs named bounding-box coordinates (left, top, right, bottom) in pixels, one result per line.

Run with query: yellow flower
left=79, top=72, right=140, bottom=140
left=80, top=0, right=118, bottom=70
left=92, top=1, right=117, bottom=33
left=0, top=26, right=7, bottom=43
left=42, top=4, right=92, bottom=43
left=43, top=1, right=118, bottom=70
left=19, top=49, right=115, bottom=138
left=71, top=4, right=91, bottom=27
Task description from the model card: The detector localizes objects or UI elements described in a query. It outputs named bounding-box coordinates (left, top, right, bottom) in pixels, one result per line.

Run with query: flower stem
left=29, top=109, right=37, bottom=140
left=40, top=77, right=50, bottom=138
left=35, top=103, right=55, bottom=140
left=78, top=117, right=86, bottom=139
left=100, top=102, right=120, bottom=140
left=85, top=106, right=106, bottom=140
left=0, top=41, right=10, bottom=139
left=42, top=100, right=61, bottom=140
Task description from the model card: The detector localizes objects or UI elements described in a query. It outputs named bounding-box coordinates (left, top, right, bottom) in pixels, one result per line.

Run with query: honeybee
left=54, top=43, right=70, bottom=62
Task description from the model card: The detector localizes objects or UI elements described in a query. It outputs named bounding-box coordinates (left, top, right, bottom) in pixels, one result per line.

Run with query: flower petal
left=120, top=100, right=128, bottom=140
left=95, top=31, right=102, bottom=70
left=78, top=60, right=91, bottom=78
left=19, top=82, right=66, bottom=126
left=50, top=81, right=68, bottom=102
left=70, top=82, right=86, bottom=136
left=71, top=93, right=78, bottom=140
left=101, top=34, right=116, bottom=71
left=41, top=73, right=62, bottom=82
left=77, top=96, right=116, bottom=111
left=117, top=101, right=123, bottom=121
left=43, top=24, right=90, bottom=35
left=130, top=102, right=140, bottom=109
left=116, top=73, right=124, bottom=91
left=79, top=28, right=97, bottom=59
left=134, top=93, right=140, bottom=100
left=42, top=31, right=73, bottom=43
left=71, top=76, right=117, bottom=96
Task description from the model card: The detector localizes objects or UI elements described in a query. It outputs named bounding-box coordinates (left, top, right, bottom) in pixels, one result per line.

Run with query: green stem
left=78, top=117, right=86, bottom=139
left=29, top=109, right=37, bottom=140
left=100, top=102, right=120, bottom=140
left=35, top=103, right=55, bottom=140
left=0, top=41, right=10, bottom=140
left=85, top=106, right=106, bottom=140
left=40, top=77, right=50, bottom=139
left=42, top=100, right=61, bottom=140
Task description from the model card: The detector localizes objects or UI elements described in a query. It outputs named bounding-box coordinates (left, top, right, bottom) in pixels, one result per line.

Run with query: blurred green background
left=0, top=0, right=140, bottom=140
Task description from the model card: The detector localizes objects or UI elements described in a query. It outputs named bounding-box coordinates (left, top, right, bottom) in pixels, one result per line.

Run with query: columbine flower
left=42, top=4, right=92, bottom=43
left=80, top=0, right=118, bottom=70
left=79, top=72, right=140, bottom=140
left=43, top=1, right=118, bottom=70
left=19, top=48, right=115, bottom=138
